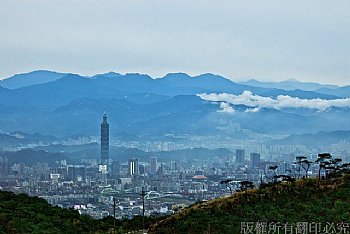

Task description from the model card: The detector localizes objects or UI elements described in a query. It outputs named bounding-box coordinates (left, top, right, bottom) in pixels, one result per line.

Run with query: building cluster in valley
left=0, top=114, right=349, bottom=219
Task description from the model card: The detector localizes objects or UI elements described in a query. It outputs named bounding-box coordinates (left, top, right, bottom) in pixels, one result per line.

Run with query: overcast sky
left=0, top=0, right=349, bottom=85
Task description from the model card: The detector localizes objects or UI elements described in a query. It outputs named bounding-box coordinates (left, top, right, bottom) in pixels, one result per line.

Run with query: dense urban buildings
left=0, top=113, right=349, bottom=220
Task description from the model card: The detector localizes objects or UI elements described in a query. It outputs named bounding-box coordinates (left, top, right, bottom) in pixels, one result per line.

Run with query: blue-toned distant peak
left=161, top=72, right=236, bottom=83
left=194, top=72, right=224, bottom=78
left=0, top=70, right=67, bottom=89
left=0, top=85, right=9, bottom=91
left=162, top=72, right=192, bottom=80
left=284, top=78, right=300, bottom=82
left=92, top=71, right=122, bottom=79
left=316, top=85, right=350, bottom=98
left=261, top=88, right=339, bottom=100
left=195, top=73, right=238, bottom=83
left=0, top=85, right=11, bottom=97
left=11, top=73, right=90, bottom=94
left=124, top=73, right=153, bottom=80
left=60, top=73, right=86, bottom=79
left=240, top=78, right=339, bottom=91
left=245, top=78, right=259, bottom=83
left=51, top=73, right=89, bottom=84
left=91, top=71, right=152, bottom=80
left=100, top=71, right=121, bottom=77
left=158, top=73, right=200, bottom=89
left=160, top=72, right=235, bottom=85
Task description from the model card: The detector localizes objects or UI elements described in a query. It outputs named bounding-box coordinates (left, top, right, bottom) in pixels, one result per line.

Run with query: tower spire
left=101, top=113, right=109, bottom=164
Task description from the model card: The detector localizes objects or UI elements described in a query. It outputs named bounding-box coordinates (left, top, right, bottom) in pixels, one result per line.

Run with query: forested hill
left=0, top=191, right=154, bottom=233
left=1, top=176, right=350, bottom=233
left=149, top=175, right=350, bottom=234
left=0, top=191, right=110, bottom=233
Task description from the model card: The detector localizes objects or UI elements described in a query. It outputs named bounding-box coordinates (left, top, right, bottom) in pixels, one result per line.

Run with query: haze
left=1, top=0, right=349, bottom=85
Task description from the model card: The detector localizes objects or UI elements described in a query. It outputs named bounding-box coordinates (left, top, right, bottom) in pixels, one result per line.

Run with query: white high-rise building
left=128, top=158, right=139, bottom=176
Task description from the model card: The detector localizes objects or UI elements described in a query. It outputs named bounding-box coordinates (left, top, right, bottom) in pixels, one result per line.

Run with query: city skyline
left=1, top=1, right=350, bottom=231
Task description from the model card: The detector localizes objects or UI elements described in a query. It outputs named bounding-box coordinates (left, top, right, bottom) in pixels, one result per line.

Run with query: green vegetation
left=0, top=191, right=160, bottom=233
left=1, top=153, right=350, bottom=233
left=149, top=175, right=350, bottom=234
left=0, top=191, right=109, bottom=233
left=1, top=175, right=350, bottom=233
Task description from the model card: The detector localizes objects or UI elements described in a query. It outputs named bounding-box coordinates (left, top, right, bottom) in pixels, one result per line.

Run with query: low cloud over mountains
left=198, top=91, right=350, bottom=112
left=0, top=70, right=349, bottom=140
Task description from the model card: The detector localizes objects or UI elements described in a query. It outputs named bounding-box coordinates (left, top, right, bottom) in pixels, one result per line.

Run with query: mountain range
left=240, top=78, right=339, bottom=91
left=0, top=70, right=67, bottom=89
left=240, top=78, right=350, bottom=98
left=0, top=70, right=349, bottom=144
left=0, top=72, right=340, bottom=109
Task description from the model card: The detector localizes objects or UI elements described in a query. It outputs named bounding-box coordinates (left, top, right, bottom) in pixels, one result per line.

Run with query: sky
left=0, top=0, right=350, bottom=85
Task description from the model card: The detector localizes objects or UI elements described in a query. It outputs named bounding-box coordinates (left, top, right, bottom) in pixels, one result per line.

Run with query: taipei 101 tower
left=100, top=113, right=109, bottom=164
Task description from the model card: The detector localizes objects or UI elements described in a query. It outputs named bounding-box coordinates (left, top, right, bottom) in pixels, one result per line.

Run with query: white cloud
left=198, top=91, right=350, bottom=111
left=245, top=107, right=261, bottom=113
left=218, top=102, right=235, bottom=113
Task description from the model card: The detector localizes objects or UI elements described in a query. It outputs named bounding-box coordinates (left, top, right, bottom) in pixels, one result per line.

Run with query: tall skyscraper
left=128, top=158, right=139, bottom=176
left=67, top=165, right=85, bottom=181
left=111, top=160, right=120, bottom=178
left=170, top=161, right=177, bottom=171
left=150, top=157, right=157, bottom=175
left=236, top=149, right=245, bottom=164
left=250, top=153, right=261, bottom=168
left=100, top=113, right=109, bottom=164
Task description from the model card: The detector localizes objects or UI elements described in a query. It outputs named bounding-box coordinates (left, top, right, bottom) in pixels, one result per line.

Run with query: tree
left=327, top=158, right=343, bottom=178
left=295, top=156, right=307, bottom=178
left=316, top=153, right=332, bottom=188
left=323, top=161, right=334, bottom=179
left=340, top=163, right=350, bottom=174
left=220, top=179, right=234, bottom=194
left=268, top=165, right=278, bottom=183
left=300, top=159, right=312, bottom=178
left=238, top=181, right=254, bottom=193
left=286, top=169, right=297, bottom=179
left=274, top=175, right=295, bottom=183
left=281, top=175, right=295, bottom=184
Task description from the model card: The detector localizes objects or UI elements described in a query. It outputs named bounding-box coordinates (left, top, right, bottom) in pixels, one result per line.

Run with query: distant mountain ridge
left=240, top=78, right=350, bottom=98
left=0, top=71, right=339, bottom=109
left=0, top=70, right=67, bottom=89
left=240, top=78, right=339, bottom=91
left=316, top=85, right=350, bottom=98
left=276, top=130, right=350, bottom=148
left=0, top=70, right=349, bottom=139
left=0, top=70, right=345, bottom=96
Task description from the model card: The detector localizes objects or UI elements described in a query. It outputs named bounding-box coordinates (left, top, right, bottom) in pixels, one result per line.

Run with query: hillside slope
left=0, top=191, right=155, bottom=233
left=0, top=191, right=110, bottom=233
left=150, top=176, right=350, bottom=234
left=1, top=176, right=350, bottom=233
left=0, top=70, right=67, bottom=89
